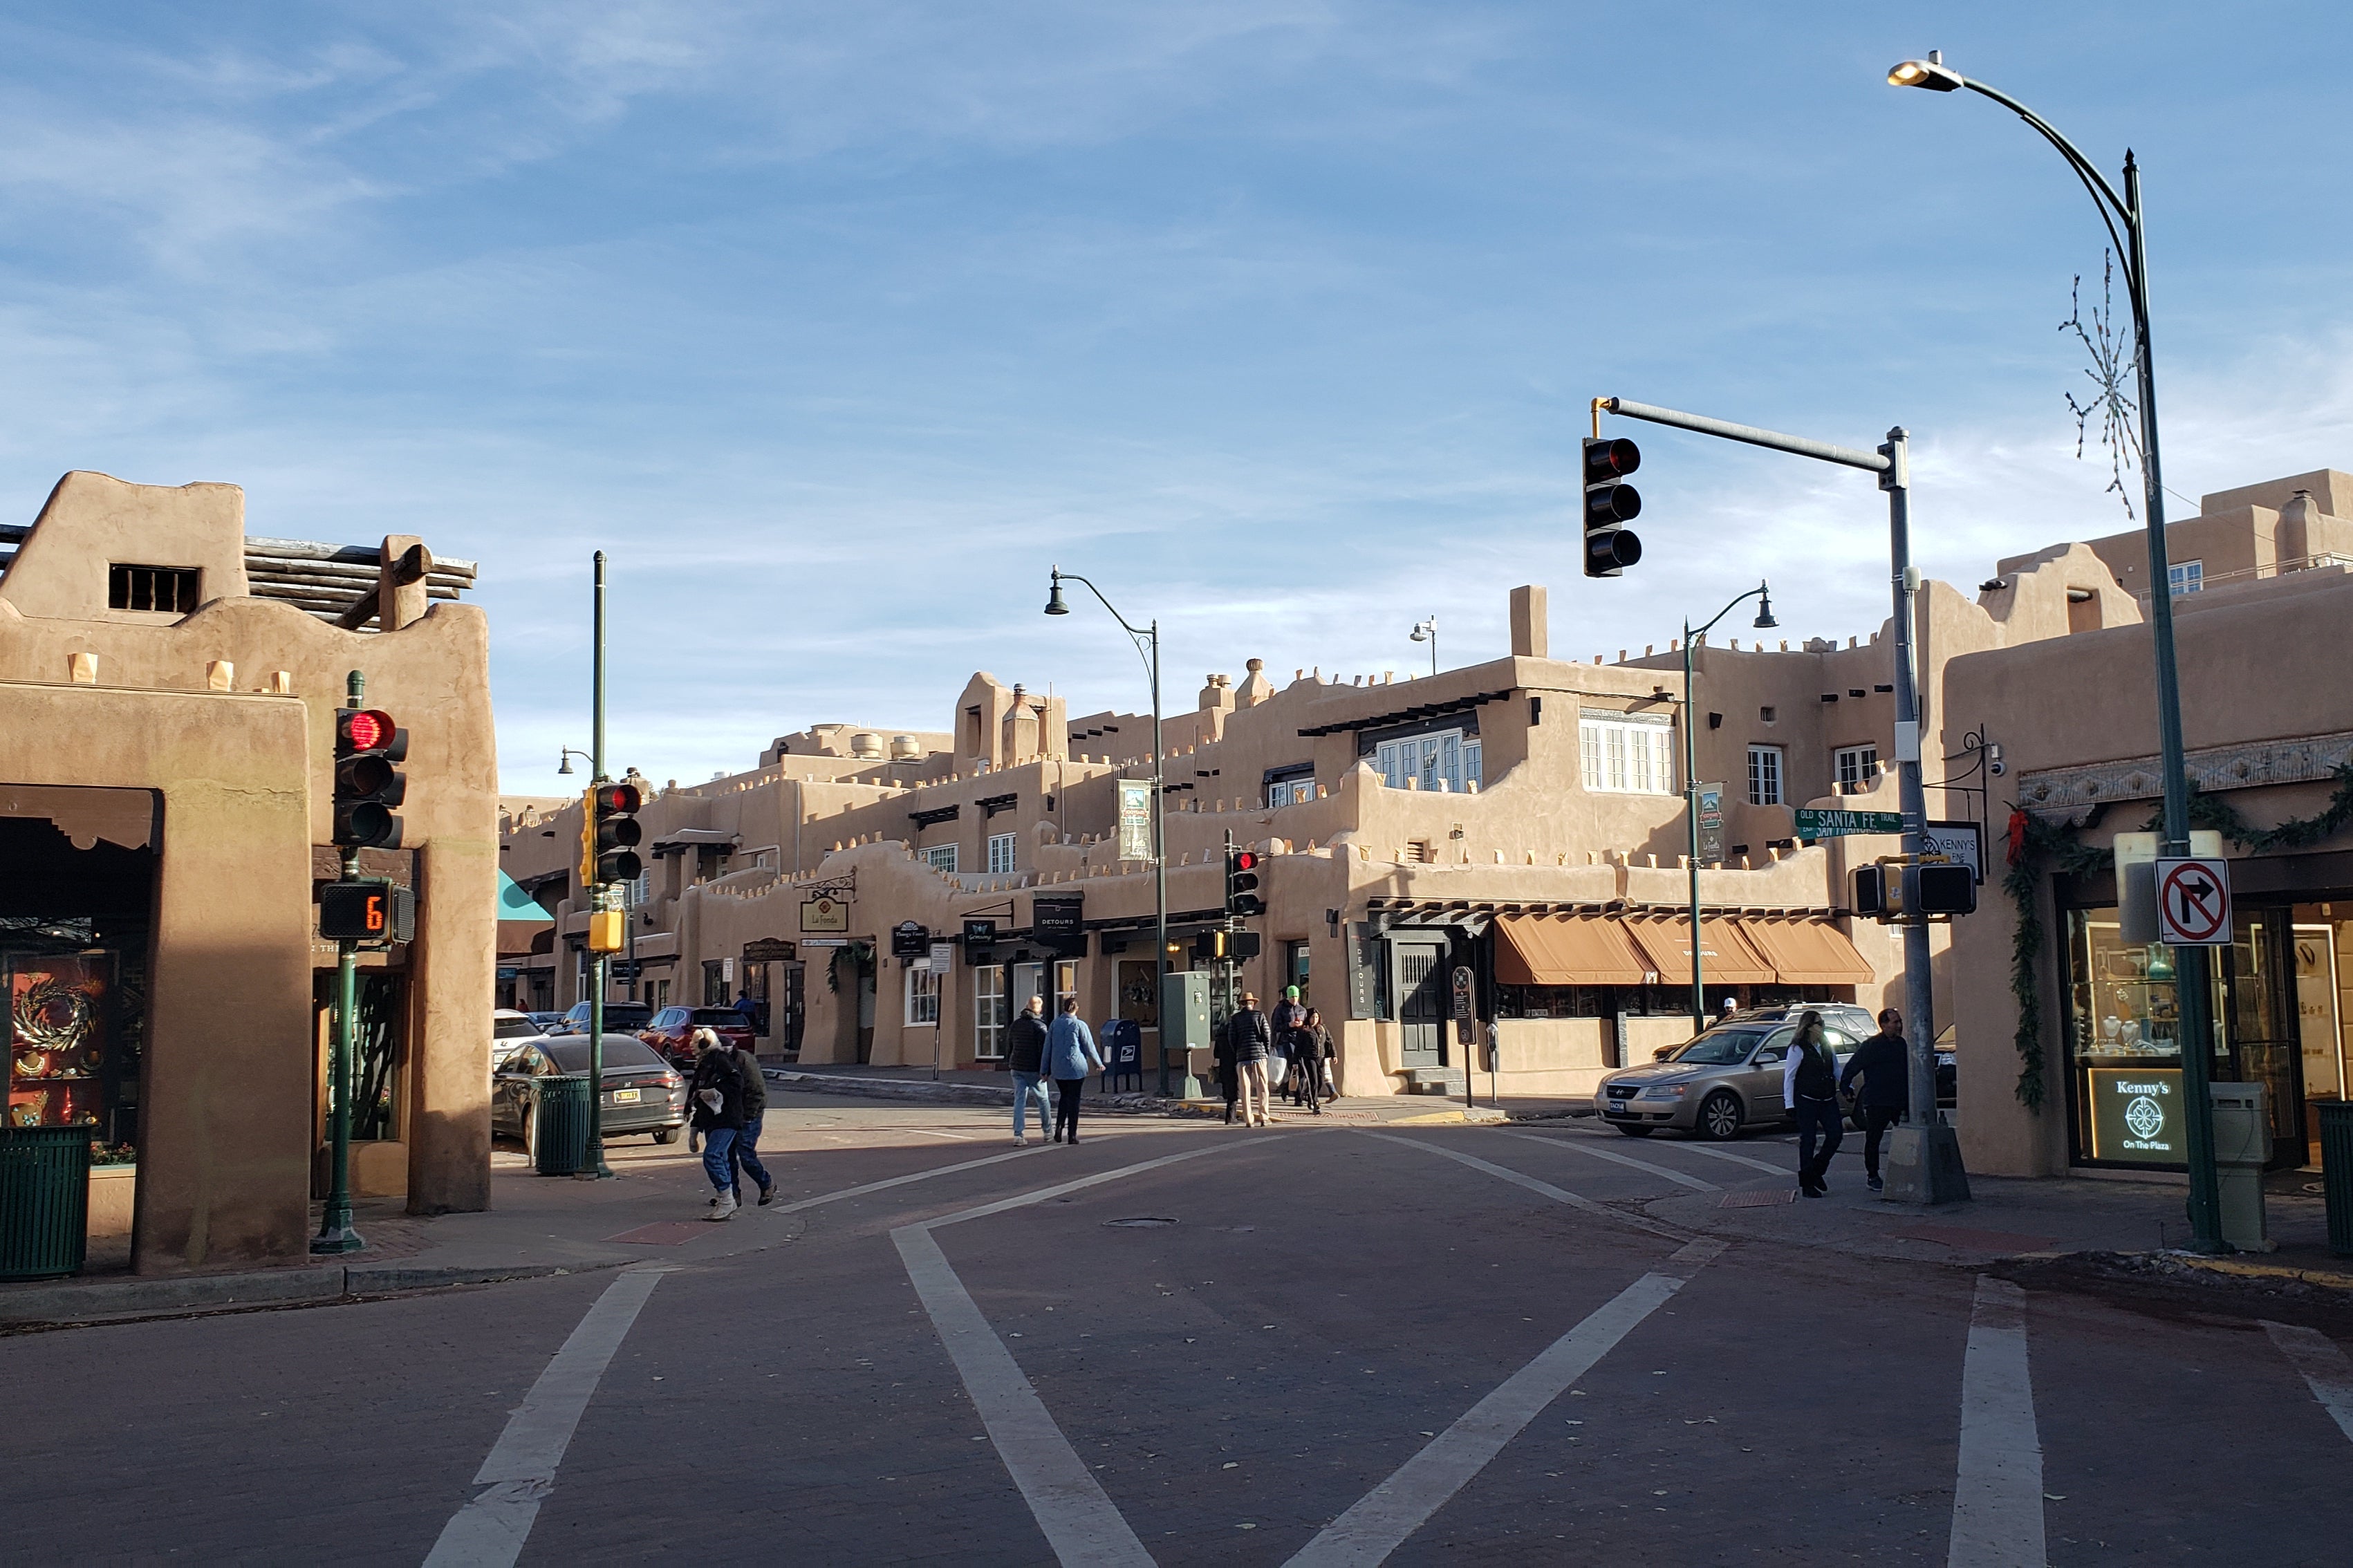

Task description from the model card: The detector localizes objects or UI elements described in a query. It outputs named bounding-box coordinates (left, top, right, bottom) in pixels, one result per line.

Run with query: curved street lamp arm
left=1949, top=73, right=2137, bottom=285
left=1688, top=581, right=1770, bottom=645
left=1050, top=568, right=1157, bottom=687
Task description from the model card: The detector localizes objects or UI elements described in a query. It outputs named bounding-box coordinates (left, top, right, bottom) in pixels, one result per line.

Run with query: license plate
left=609, top=1088, right=641, bottom=1103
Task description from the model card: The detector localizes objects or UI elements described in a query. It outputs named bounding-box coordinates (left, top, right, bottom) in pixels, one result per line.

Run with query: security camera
left=1989, top=759, right=2005, bottom=777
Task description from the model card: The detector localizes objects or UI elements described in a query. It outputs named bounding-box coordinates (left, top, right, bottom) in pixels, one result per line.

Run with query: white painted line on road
left=422, top=1264, right=676, bottom=1568
left=896, top=1226, right=1155, bottom=1566
left=1287, top=1237, right=1724, bottom=1568
left=1361, top=1132, right=1689, bottom=1242
left=1949, top=1276, right=2045, bottom=1568
left=2262, top=1320, right=2353, bottom=1444
left=1505, top=1130, right=1719, bottom=1191
left=904, top=1127, right=977, bottom=1139
left=769, top=1144, right=1043, bottom=1216
left=1664, top=1141, right=1790, bottom=1177
left=893, top=1141, right=1240, bottom=1567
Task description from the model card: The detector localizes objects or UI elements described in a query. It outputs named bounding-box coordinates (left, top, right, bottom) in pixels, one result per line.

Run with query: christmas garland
left=2001, top=761, right=2353, bottom=1110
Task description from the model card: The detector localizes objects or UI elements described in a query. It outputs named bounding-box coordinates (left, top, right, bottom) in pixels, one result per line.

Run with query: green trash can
left=530, top=1074, right=595, bottom=1177
left=2319, top=1100, right=2353, bottom=1257
left=0, top=1126, right=91, bottom=1280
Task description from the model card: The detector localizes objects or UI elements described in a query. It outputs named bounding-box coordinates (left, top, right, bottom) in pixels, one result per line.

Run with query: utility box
left=2209, top=1081, right=2271, bottom=1251
left=1160, top=971, right=1212, bottom=1099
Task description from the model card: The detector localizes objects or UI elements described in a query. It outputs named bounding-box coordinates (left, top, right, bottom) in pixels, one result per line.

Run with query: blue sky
left=3, top=3, right=2348, bottom=791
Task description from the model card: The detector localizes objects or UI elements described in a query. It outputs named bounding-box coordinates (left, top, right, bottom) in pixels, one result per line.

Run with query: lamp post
left=1888, top=50, right=2220, bottom=1248
left=583, top=551, right=613, bottom=1179
left=1045, top=568, right=1176, bottom=1097
left=1409, top=615, right=1438, bottom=678
left=1682, top=583, right=1777, bottom=1033
left=556, top=747, right=592, bottom=775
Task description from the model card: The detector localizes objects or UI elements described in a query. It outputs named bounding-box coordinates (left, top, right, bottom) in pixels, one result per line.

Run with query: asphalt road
left=8, top=1099, right=2351, bottom=1565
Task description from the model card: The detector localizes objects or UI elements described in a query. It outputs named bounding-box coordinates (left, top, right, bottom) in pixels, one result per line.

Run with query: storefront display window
left=2064, top=908, right=2225, bottom=1168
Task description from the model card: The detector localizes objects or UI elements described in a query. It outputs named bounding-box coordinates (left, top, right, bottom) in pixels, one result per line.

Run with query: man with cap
left=1270, top=985, right=1310, bottom=1105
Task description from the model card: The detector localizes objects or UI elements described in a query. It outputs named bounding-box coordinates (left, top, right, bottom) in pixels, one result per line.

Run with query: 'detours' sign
left=2085, top=1067, right=2184, bottom=1165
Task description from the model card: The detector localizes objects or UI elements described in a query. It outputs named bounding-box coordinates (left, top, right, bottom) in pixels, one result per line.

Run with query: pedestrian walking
left=1214, top=1009, right=1241, bottom=1123
left=1045, top=998, right=1106, bottom=1144
left=1007, top=994, right=1052, bottom=1146
left=728, top=1033, right=776, bottom=1207
left=1839, top=1007, right=1909, bottom=1193
left=734, top=989, right=763, bottom=1036
left=1270, top=986, right=1308, bottom=1104
left=689, top=1028, right=749, bottom=1220
left=1780, top=1009, right=1844, bottom=1197
left=1227, top=991, right=1273, bottom=1128
left=1285, top=1006, right=1333, bottom=1112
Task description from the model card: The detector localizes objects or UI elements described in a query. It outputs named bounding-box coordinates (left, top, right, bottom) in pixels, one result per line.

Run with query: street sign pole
left=584, top=550, right=611, bottom=1179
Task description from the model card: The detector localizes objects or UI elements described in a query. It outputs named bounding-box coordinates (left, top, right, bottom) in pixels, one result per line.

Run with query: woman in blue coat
left=1045, top=997, right=1107, bottom=1144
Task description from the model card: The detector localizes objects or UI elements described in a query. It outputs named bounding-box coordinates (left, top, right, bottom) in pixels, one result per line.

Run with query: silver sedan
left=1594, top=1018, right=1862, bottom=1140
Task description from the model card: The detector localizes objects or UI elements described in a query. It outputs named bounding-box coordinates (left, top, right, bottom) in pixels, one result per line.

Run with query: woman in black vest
left=1779, top=1010, right=1844, bottom=1197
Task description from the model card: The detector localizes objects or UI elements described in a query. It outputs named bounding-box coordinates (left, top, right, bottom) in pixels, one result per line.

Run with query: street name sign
left=2156, top=857, right=2232, bottom=946
left=1794, top=808, right=1904, bottom=839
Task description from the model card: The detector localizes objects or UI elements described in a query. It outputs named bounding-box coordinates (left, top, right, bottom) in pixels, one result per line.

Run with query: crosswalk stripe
left=2262, top=1320, right=2353, bottom=1444
left=1504, top=1129, right=1720, bottom=1191
left=1949, top=1276, right=2045, bottom=1568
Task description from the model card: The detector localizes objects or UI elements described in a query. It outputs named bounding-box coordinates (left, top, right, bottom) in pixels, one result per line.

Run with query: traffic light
left=317, top=879, right=416, bottom=942
left=332, top=706, right=407, bottom=848
left=1853, top=863, right=1889, bottom=917
left=579, top=781, right=644, bottom=887
left=1904, top=861, right=1977, bottom=917
left=1225, top=846, right=1264, bottom=918
left=1189, top=928, right=1263, bottom=961
left=1581, top=436, right=1643, bottom=577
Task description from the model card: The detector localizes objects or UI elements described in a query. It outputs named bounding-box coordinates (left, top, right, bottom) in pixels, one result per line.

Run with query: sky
left=3, top=2, right=2350, bottom=792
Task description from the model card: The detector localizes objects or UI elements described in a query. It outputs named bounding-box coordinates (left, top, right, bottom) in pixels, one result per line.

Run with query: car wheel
left=1695, top=1091, right=1744, bottom=1141
left=1612, top=1123, right=1655, bottom=1137
left=519, top=1106, right=537, bottom=1157
left=653, top=1126, right=681, bottom=1145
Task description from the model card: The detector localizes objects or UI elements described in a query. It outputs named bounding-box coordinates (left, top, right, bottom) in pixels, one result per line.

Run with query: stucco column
left=407, top=835, right=494, bottom=1213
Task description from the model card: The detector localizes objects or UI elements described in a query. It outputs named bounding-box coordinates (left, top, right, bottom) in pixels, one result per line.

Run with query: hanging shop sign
left=801, top=895, right=849, bottom=933
left=741, top=938, right=798, bottom=964
left=891, top=921, right=931, bottom=959
left=962, top=918, right=999, bottom=951
left=1034, top=896, right=1085, bottom=955
left=1117, top=779, right=1153, bottom=861
left=1924, top=821, right=1984, bottom=884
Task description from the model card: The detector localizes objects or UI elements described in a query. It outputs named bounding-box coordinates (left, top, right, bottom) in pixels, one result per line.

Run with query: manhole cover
left=1104, top=1216, right=1177, bottom=1228
left=2305, top=1182, right=2327, bottom=1195
left=1720, top=1190, right=1795, bottom=1208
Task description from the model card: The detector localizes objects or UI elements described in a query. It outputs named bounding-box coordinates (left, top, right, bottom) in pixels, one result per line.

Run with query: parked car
left=555, top=1000, right=654, bottom=1036
left=639, top=1005, right=755, bottom=1067
left=490, top=1034, right=687, bottom=1147
left=492, top=1008, right=548, bottom=1074
left=1599, top=1012, right=1869, bottom=1140
left=1650, top=1002, right=1875, bottom=1060
left=527, top=1011, right=567, bottom=1035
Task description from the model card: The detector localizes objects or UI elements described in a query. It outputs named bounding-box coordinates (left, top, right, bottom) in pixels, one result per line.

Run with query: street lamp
left=1888, top=51, right=2223, bottom=1247
left=1682, top=583, right=1776, bottom=1032
left=1408, top=615, right=1438, bottom=677
left=556, top=747, right=592, bottom=775
left=1045, top=567, right=1177, bottom=1098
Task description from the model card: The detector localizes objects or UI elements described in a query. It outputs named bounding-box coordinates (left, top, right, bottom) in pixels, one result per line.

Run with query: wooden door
left=1395, top=942, right=1447, bottom=1066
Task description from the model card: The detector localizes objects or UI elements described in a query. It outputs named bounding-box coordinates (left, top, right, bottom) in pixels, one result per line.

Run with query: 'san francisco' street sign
left=1793, top=808, right=1904, bottom=839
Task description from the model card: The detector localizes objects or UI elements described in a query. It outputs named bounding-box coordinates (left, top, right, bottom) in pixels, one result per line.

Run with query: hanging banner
left=1696, top=783, right=1726, bottom=866
left=1117, top=778, right=1153, bottom=861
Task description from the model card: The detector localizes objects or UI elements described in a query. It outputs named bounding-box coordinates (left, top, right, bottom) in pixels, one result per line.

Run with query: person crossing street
left=1780, top=1009, right=1843, bottom=1197
left=1226, top=991, right=1273, bottom=1128
left=1007, top=995, right=1052, bottom=1147
left=1839, top=1008, right=1910, bottom=1193
left=1045, top=997, right=1105, bottom=1144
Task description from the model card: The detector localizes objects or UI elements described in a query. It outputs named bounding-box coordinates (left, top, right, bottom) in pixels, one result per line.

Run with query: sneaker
left=707, top=1190, right=738, bottom=1221
left=1866, top=1175, right=1884, bottom=1193
left=1013, top=1136, right=1027, bottom=1148
left=759, top=1182, right=779, bottom=1206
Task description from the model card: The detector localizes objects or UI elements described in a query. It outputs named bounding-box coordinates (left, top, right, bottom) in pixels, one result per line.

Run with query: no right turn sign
left=2155, top=857, right=2232, bottom=946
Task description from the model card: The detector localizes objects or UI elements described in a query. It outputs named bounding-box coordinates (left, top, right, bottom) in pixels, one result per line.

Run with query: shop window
left=974, top=965, right=1007, bottom=1058
left=1747, top=745, right=1784, bottom=805
left=905, top=962, right=940, bottom=1027
left=107, top=563, right=201, bottom=613
left=1494, top=984, right=1609, bottom=1020
left=924, top=843, right=958, bottom=873
left=1579, top=711, right=1675, bottom=794
left=2063, top=908, right=2220, bottom=1168
left=1834, top=744, right=1878, bottom=794
left=987, top=833, right=1017, bottom=875
left=703, top=960, right=728, bottom=1005
left=1052, top=959, right=1079, bottom=1018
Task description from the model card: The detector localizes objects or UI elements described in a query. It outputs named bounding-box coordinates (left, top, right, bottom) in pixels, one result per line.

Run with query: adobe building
left=1, top=472, right=499, bottom=1275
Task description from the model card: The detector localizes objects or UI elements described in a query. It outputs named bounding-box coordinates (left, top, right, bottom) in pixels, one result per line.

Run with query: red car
left=639, top=1006, right=755, bottom=1068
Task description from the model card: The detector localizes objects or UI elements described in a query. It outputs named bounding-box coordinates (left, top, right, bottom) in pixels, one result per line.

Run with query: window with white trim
left=1374, top=728, right=1471, bottom=793
left=923, top=843, right=959, bottom=873
left=1747, top=743, right=1784, bottom=806
left=2168, top=559, right=2204, bottom=595
left=1833, top=743, right=1878, bottom=794
left=986, top=832, right=1017, bottom=875
left=905, top=962, right=940, bottom=1026
left=1267, top=773, right=1317, bottom=808
left=974, top=965, right=1006, bottom=1057
left=1579, top=710, right=1675, bottom=794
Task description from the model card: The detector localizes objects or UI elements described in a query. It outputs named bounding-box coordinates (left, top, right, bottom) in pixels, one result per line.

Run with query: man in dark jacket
left=690, top=1032, right=748, bottom=1219
left=1007, top=995, right=1052, bottom=1146
left=1839, top=1008, right=1910, bottom=1193
left=1226, top=993, right=1274, bottom=1128
left=1270, top=987, right=1309, bottom=1104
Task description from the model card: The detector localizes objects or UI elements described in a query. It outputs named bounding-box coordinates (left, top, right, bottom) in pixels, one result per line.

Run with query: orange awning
left=1620, top=915, right=1776, bottom=986
left=1492, top=915, right=1653, bottom=987
left=1733, top=917, right=1876, bottom=987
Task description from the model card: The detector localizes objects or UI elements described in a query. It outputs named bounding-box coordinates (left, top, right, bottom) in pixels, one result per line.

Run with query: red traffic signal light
left=337, top=708, right=393, bottom=753
left=333, top=706, right=407, bottom=849
left=1232, top=850, right=1258, bottom=872
left=590, top=781, right=642, bottom=814
left=582, top=781, right=644, bottom=886
left=1225, top=845, right=1265, bottom=917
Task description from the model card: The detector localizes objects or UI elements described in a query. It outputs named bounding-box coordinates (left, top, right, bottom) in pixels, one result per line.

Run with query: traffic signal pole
left=585, top=550, right=611, bottom=1179
left=1598, top=397, right=1968, bottom=1204
left=311, top=668, right=367, bottom=1255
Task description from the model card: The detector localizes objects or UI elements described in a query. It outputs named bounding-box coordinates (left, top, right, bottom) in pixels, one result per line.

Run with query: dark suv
left=557, top=1001, right=654, bottom=1036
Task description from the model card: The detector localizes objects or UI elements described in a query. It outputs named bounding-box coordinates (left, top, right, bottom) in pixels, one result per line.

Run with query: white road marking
left=422, top=1264, right=675, bottom=1568
left=1288, top=1237, right=1724, bottom=1567
left=1949, top=1276, right=2045, bottom=1568
left=769, top=1144, right=1043, bottom=1215
left=1538, top=1124, right=1789, bottom=1176
left=894, top=1139, right=1239, bottom=1566
left=903, top=1127, right=977, bottom=1140
left=1362, top=1132, right=1688, bottom=1241
left=1506, top=1130, right=1719, bottom=1191
left=2263, top=1320, right=2353, bottom=1444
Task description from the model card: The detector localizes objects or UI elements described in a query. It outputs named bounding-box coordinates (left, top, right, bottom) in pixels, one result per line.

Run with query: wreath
left=12, top=977, right=98, bottom=1054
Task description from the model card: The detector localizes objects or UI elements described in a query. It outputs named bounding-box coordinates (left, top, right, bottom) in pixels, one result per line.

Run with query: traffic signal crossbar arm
left=1597, top=398, right=1889, bottom=475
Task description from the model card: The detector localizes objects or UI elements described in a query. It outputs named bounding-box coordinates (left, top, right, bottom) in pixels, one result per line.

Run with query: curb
left=2170, top=1253, right=2353, bottom=1292
left=0, top=1260, right=594, bottom=1327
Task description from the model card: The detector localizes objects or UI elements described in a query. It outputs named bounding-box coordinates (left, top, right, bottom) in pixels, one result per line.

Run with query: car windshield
left=492, top=1016, right=541, bottom=1039
left=1666, top=1027, right=1768, bottom=1066
left=689, top=1009, right=743, bottom=1025
left=541, top=1037, right=666, bottom=1074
